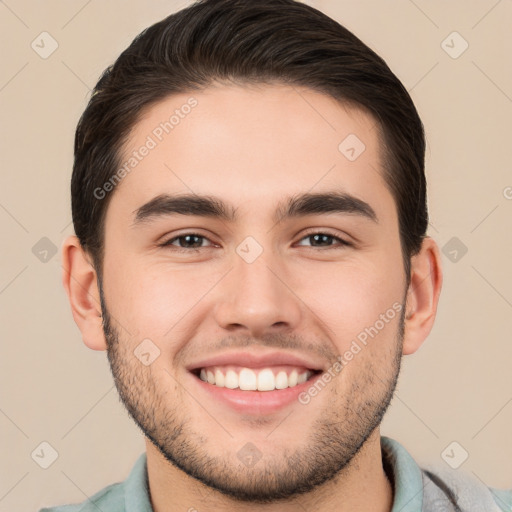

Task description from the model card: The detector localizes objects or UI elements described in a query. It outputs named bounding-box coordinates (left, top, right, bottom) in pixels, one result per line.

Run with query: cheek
left=103, top=257, right=221, bottom=338
left=294, top=257, right=404, bottom=350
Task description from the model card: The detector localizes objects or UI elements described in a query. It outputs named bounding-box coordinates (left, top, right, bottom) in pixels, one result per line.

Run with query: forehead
left=107, top=83, right=396, bottom=227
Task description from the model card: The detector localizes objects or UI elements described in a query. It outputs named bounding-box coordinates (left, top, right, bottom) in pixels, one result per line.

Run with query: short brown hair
left=72, top=0, right=427, bottom=279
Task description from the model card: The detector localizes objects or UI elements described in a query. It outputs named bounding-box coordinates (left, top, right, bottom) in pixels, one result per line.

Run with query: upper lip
left=186, top=350, right=326, bottom=372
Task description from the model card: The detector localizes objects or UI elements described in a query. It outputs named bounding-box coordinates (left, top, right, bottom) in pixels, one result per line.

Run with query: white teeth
left=257, top=369, right=275, bottom=391
left=275, top=371, right=288, bottom=389
left=225, top=369, right=238, bottom=389
left=197, top=366, right=314, bottom=391
left=297, top=371, right=308, bottom=384
left=215, top=369, right=225, bottom=387
left=239, top=368, right=257, bottom=390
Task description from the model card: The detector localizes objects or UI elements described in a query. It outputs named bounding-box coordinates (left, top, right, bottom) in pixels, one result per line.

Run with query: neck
left=146, top=429, right=393, bottom=512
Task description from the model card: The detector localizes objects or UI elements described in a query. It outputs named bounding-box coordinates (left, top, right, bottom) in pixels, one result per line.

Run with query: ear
left=61, top=236, right=107, bottom=351
left=402, top=236, right=443, bottom=355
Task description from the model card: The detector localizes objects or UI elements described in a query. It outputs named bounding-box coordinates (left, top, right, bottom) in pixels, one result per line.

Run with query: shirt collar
left=124, top=452, right=153, bottom=512
left=381, top=436, right=425, bottom=512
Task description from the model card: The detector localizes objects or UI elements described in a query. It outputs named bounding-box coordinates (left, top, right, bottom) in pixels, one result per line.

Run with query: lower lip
left=190, top=371, right=323, bottom=415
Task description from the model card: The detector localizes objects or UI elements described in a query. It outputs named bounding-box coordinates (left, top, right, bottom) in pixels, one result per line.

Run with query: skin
left=62, top=83, right=442, bottom=512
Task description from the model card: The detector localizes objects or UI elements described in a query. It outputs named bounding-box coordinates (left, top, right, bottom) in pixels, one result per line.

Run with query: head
left=63, top=0, right=442, bottom=504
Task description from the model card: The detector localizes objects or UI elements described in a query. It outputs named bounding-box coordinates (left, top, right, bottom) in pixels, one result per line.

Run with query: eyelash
left=159, top=230, right=351, bottom=253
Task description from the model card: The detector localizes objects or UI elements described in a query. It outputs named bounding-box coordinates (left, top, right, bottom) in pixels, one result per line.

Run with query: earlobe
left=61, top=236, right=107, bottom=351
left=402, top=237, right=443, bottom=355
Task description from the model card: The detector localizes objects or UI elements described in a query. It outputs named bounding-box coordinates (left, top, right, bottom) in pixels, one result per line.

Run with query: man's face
left=100, top=84, right=408, bottom=501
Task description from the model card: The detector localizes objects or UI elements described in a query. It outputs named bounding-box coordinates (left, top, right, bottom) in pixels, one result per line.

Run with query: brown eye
left=160, top=233, right=213, bottom=251
left=296, top=231, right=350, bottom=249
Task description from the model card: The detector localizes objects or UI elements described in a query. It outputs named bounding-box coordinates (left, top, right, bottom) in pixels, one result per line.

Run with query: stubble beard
left=101, top=289, right=404, bottom=503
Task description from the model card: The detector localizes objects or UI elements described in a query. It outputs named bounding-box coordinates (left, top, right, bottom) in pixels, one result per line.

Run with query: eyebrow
left=132, top=191, right=378, bottom=226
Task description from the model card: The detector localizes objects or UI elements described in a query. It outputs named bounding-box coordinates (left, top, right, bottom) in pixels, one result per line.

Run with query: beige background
left=0, top=0, right=511, bottom=510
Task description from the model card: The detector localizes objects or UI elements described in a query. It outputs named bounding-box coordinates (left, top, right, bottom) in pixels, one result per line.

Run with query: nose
left=212, top=251, right=302, bottom=338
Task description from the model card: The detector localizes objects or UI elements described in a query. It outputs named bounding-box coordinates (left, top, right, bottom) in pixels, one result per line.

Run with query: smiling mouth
left=192, top=365, right=322, bottom=392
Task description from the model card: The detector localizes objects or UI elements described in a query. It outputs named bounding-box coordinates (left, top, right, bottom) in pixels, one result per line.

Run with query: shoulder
left=38, top=481, right=124, bottom=512
left=421, top=462, right=512, bottom=511
left=38, top=453, right=149, bottom=512
left=381, top=436, right=511, bottom=512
